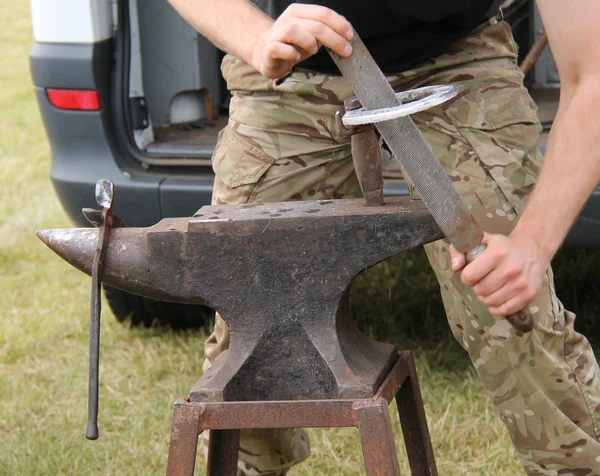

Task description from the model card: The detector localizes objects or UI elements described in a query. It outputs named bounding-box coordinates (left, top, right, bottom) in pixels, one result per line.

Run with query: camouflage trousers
left=204, top=19, right=600, bottom=475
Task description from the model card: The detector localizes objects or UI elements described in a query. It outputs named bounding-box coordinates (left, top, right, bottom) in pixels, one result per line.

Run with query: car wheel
left=103, top=285, right=214, bottom=330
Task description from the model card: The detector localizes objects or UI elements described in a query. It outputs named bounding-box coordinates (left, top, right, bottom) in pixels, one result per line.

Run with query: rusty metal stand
left=166, top=351, right=437, bottom=476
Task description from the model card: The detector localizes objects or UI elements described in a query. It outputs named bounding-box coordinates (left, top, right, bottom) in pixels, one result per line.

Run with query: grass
left=1, top=1, right=600, bottom=474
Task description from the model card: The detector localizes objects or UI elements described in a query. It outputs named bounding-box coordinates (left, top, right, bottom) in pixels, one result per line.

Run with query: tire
left=103, top=285, right=214, bottom=330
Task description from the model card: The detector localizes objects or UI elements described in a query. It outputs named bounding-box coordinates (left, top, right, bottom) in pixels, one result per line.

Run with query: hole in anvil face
left=240, top=204, right=258, bottom=209
left=304, top=209, right=320, bottom=214
left=277, top=208, right=293, bottom=213
left=318, top=200, right=333, bottom=205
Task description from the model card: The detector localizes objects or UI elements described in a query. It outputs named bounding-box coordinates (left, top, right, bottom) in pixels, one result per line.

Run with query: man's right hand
left=251, top=4, right=354, bottom=79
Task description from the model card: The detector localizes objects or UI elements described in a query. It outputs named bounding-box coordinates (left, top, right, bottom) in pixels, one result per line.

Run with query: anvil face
left=38, top=197, right=442, bottom=401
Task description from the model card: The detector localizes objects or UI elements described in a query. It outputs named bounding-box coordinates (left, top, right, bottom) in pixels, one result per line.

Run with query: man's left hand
left=449, top=232, right=547, bottom=316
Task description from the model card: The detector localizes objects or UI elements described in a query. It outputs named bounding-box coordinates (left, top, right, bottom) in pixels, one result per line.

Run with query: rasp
left=328, top=33, right=534, bottom=333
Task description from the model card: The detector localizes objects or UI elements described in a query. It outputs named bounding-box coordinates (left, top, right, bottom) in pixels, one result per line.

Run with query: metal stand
left=166, top=352, right=437, bottom=476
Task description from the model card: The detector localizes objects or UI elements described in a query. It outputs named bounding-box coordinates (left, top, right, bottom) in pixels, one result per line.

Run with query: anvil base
left=192, top=289, right=399, bottom=402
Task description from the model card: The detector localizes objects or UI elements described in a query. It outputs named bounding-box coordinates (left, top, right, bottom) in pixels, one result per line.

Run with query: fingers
left=285, top=4, right=354, bottom=42
left=294, top=17, right=351, bottom=56
left=460, top=244, right=501, bottom=287
left=273, top=21, right=320, bottom=56
left=477, top=275, right=535, bottom=311
left=471, top=265, right=514, bottom=298
left=255, top=4, right=353, bottom=78
left=488, top=294, right=535, bottom=317
left=275, top=5, right=353, bottom=57
left=449, top=245, right=466, bottom=272
left=451, top=232, right=544, bottom=318
left=265, top=41, right=301, bottom=62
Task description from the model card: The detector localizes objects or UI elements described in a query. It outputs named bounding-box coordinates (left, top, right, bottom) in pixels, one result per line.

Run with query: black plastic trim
left=30, top=41, right=112, bottom=90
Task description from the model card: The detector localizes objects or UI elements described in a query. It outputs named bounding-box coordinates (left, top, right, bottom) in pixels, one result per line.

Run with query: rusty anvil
left=38, top=195, right=442, bottom=402
left=36, top=97, right=449, bottom=458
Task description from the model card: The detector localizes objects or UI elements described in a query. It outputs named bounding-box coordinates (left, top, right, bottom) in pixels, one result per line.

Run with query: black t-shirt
left=252, top=0, right=503, bottom=74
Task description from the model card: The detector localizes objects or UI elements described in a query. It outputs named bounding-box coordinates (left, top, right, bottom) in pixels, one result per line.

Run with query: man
left=168, top=0, right=600, bottom=473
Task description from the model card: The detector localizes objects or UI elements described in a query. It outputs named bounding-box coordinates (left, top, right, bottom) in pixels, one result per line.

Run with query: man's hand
left=169, top=1, right=353, bottom=79
left=252, top=4, right=354, bottom=78
left=449, top=233, right=548, bottom=316
left=447, top=0, right=600, bottom=319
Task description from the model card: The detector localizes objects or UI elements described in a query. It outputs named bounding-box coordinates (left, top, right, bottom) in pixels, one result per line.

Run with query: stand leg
left=207, top=429, right=240, bottom=476
left=356, top=399, right=401, bottom=476
left=166, top=401, right=203, bottom=476
left=395, top=353, right=437, bottom=475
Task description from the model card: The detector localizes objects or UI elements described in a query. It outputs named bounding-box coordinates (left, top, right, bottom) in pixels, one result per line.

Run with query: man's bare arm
left=451, top=0, right=600, bottom=316
left=513, top=0, right=600, bottom=259
left=168, top=0, right=353, bottom=78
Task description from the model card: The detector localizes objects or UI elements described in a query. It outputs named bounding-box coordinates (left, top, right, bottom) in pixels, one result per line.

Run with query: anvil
left=38, top=196, right=442, bottom=402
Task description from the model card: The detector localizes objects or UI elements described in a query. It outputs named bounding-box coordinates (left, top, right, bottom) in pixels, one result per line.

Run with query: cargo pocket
left=445, top=86, right=542, bottom=215
left=211, top=125, right=275, bottom=204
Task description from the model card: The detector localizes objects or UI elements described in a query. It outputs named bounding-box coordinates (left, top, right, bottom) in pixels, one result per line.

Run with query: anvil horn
left=36, top=223, right=201, bottom=305
left=37, top=228, right=99, bottom=273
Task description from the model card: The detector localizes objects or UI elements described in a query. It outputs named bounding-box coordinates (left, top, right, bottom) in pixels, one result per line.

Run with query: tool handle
left=505, top=309, right=535, bottom=333
left=86, top=269, right=101, bottom=440
left=466, top=244, right=535, bottom=333
left=519, top=32, right=548, bottom=76
left=350, top=128, right=384, bottom=207
left=86, top=422, right=99, bottom=441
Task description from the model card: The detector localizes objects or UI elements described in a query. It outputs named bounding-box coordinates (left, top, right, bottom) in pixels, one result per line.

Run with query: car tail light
left=46, top=89, right=100, bottom=111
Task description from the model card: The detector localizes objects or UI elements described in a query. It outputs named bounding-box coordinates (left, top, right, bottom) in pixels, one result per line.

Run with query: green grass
left=2, top=1, right=600, bottom=474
